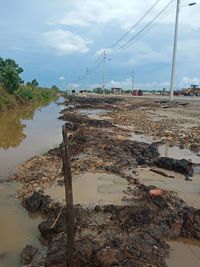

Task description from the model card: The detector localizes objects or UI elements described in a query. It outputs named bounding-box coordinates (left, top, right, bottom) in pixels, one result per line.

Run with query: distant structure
left=176, top=85, right=200, bottom=96
left=79, top=89, right=87, bottom=97
left=111, top=87, right=123, bottom=95
left=132, top=89, right=143, bottom=96
left=184, top=85, right=200, bottom=96
left=67, top=89, right=76, bottom=95
left=191, top=84, right=199, bottom=89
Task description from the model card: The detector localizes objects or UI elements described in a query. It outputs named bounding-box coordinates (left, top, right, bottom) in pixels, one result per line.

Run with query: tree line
left=0, top=57, right=60, bottom=110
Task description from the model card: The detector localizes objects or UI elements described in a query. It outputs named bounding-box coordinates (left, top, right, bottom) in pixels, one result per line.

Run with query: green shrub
left=0, top=83, right=58, bottom=110
left=14, top=86, right=58, bottom=102
left=14, top=86, right=34, bottom=101
left=0, top=85, right=16, bottom=110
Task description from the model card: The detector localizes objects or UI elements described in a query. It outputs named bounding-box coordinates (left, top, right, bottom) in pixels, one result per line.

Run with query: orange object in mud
left=149, top=189, right=164, bottom=197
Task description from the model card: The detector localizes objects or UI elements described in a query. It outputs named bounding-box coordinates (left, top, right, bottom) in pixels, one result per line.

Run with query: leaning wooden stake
left=60, top=124, right=74, bottom=267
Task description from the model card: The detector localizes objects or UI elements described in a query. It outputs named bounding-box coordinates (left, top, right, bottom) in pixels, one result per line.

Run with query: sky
left=0, top=0, right=199, bottom=90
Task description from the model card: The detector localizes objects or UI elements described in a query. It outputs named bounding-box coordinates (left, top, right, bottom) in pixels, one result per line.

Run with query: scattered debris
left=20, top=245, right=38, bottom=265
left=149, top=188, right=164, bottom=197
left=150, top=168, right=175, bottom=178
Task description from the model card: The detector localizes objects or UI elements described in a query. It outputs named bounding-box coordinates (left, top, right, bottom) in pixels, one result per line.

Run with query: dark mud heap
left=22, top=186, right=200, bottom=267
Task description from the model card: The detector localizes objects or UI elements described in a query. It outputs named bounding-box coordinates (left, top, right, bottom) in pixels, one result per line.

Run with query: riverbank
left=0, top=85, right=59, bottom=111
left=5, top=95, right=200, bottom=266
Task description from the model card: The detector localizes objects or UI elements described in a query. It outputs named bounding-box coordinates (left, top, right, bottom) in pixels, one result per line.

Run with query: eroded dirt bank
left=7, top=96, right=200, bottom=267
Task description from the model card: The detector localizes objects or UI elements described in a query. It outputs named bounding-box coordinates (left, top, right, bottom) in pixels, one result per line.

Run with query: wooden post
left=60, top=124, right=74, bottom=267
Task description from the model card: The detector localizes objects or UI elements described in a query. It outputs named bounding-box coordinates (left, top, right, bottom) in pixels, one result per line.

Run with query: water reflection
left=0, top=102, right=49, bottom=150
left=0, top=99, right=63, bottom=178
left=0, top=99, right=63, bottom=267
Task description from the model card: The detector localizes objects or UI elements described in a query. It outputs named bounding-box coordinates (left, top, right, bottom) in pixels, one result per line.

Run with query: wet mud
left=167, top=239, right=200, bottom=267
left=46, top=172, right=129, bottom=206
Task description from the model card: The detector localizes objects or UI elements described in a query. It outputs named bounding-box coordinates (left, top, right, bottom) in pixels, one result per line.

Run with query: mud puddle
left=167, top=239, right=200, bottom=267
left=136, top=167, right=200, bottom=208
left=79, top=109, right=110, bottom=116
left=46, top=172, right=129, bottom=206
left=159, top=144, right=200, bottom=163
left=0, top=183, right=43, bottom=267
left=130, top=132, right=156, bottom=144
left=79, top=109, right=111, bottom=121
left=72, top=152, right=89, bottom=160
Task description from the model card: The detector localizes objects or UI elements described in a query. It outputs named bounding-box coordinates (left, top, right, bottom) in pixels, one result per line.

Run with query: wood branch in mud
left=150, top=168, right=174, bottom=178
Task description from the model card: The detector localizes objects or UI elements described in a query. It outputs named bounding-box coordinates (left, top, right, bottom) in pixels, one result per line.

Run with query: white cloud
left=128, top=42, right=170, bottom=66
left=42, top=29, right=92, bottom=55
left=67, top=83, right=80, bottom=88
left=181, top=76, right=200, bottom=86
left=49, top=0, right=158, bottom=28
left=50, top=0, right=200, bottom=29
left=178, top=38, right=200, bottom=61
left=95, top=48, right=113, bottom=56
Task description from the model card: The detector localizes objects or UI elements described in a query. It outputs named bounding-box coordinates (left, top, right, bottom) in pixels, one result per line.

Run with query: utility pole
left=102, top=50, right=107, bottom=95
left=131, top=70, right=135, bottom=91
left=169, top=0, right=180, bottom=102
left=85, top=67, right=89, bottom=92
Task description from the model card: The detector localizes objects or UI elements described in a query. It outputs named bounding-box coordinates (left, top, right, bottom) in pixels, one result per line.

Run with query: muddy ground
left=7, top=96, right=200, bottom=267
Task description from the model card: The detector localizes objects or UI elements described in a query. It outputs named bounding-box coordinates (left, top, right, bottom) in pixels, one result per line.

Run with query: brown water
left=167, top=239, right=200, bottom=267
left=46, top=172, right=129, bottom=207
left=0, top=183, right=43, bottom=267
left=0, top=99, right=63, bottom=267
left=0, top=100, right=63, bottom=178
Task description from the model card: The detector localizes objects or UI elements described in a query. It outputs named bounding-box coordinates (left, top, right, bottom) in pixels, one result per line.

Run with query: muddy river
left=0, top=101, right=63, bottom=178
left=0, top=100, right=63, bottom=267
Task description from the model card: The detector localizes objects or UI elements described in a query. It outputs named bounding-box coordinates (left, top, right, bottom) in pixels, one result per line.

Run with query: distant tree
left=0, top=57, right=23, bottom=93
left=51, top=85, right=60, bottom=92
left=26, top=82, right=32, bottom=87
left=93, top=87, right=103, bottom=94
left=31, top=79, right=39, bottom=88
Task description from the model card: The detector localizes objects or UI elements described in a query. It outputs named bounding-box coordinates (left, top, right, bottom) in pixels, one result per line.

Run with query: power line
left=113, top=1, right=176, bottom=53
left=88, top=55, right=103, bottom=72
left=73, top=0, right=177, bottom=89
left=88, top=0, right=176, bottom=76
left=89, top=57, right=103, bottom=73
left=92, top=71, right=131, bottom=76
left=112, top=0, right=176, bottom=53
left=88, top=0, right=163, bottom=75
left=111, top=0, right=162, bottom=49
